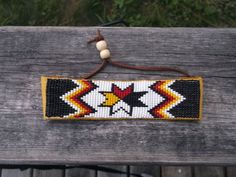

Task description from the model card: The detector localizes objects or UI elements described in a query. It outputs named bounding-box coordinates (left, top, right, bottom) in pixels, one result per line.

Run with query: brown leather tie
left=83, top=30, right=190, bottom=79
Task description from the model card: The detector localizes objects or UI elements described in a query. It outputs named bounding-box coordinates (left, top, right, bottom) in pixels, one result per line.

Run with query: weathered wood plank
left=65, top=167, right=95, bottom=177
left=33, top=169, right=64, bottom=177
left=1, top=168, right=32, bottom=177
left=194, top=166, right=225, bottom=177
left=227, top=166, right=236, bottom=177
left=0, top=27, right=235, bottom=164
left=161, top=166, right=192, bottom=177
left=130, top=165, right=160, bottom=177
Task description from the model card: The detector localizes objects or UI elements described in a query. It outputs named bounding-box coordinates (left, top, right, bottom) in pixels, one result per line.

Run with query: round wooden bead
left=96, top=40, right=107, bottom=51
left=100, top=49, right=110, bottom=59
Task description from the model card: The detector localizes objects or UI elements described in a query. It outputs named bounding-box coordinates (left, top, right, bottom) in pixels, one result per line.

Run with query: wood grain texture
left=33, top=169, right=64, bottom=177
left=226, top=166, right=236, bottom=177
left=1, top=168, right=32, bottom=177
left=194, top=166, right=225, bottom=177
left=130, top=165, right=160, bottom=177
left=0, top=27, right=236, bottom=165
left=161, top=166, right=192, bottom=177
left=65, top=167, right=95, bottom=177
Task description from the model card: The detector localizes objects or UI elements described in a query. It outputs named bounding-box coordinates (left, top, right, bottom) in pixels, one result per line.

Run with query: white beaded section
left=96, top=40, right=107, bottom=51
left=100, top=49, right=110, bottom=59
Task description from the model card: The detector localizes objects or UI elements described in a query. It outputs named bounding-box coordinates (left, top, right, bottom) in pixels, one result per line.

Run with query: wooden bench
left=0, top=165, right=235, bottom=177
left=0, top=27, right=236, bottom=167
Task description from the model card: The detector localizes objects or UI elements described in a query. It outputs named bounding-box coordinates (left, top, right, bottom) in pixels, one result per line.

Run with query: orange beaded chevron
left=60, top=80, right=97, bottom=118
left=149, top=80, right=185, bottom=118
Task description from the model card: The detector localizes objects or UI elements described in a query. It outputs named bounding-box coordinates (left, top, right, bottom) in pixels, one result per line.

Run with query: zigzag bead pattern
left=41, top=76, right=203, bottom=120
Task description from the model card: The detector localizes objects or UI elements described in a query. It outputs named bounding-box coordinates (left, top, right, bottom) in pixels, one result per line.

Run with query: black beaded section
left=46, top=79, right=77, bottom=117
left=169, top=80, right=201, bottom=118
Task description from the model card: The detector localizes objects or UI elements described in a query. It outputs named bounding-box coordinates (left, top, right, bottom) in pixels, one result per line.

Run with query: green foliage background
left=0, top=0, right=235, bottom=26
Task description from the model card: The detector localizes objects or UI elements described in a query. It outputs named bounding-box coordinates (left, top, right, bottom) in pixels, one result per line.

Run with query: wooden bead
left=100, top=49, right=110, bottom=59
left=96, top=40, right=107, bottom=51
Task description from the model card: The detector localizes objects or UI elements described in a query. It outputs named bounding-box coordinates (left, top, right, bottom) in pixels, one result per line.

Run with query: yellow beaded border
left=41, top=76, right=203, bottom=121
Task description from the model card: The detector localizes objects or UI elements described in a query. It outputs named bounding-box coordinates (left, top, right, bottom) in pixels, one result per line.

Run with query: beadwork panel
left=41, top=77, right=203, bottom=120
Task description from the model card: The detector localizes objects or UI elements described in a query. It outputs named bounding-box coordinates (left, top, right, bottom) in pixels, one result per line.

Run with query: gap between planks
left=0, top=166, right=235, bottom=177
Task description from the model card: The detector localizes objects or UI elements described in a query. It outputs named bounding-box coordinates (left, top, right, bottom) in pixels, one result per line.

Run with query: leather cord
left=82, top=59, right=108, bottom=79
left=108, top=59, right=190, bottom=77
left=83, top=30, right=190, bottom=79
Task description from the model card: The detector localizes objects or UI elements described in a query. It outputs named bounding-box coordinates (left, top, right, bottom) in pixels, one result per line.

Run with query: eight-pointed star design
left=99, top=83, right=147, bottom=116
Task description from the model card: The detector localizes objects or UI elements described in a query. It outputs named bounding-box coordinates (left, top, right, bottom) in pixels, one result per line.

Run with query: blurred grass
left=0, top=0, right=235, bottom=26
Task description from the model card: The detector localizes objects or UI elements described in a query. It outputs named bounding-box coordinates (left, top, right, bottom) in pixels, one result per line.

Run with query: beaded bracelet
left=41, top=30, right=203, bottom=120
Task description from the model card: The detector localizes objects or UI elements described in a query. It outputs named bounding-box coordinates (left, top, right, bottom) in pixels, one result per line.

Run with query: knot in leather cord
left=87, top=29, right=104, bottom=44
